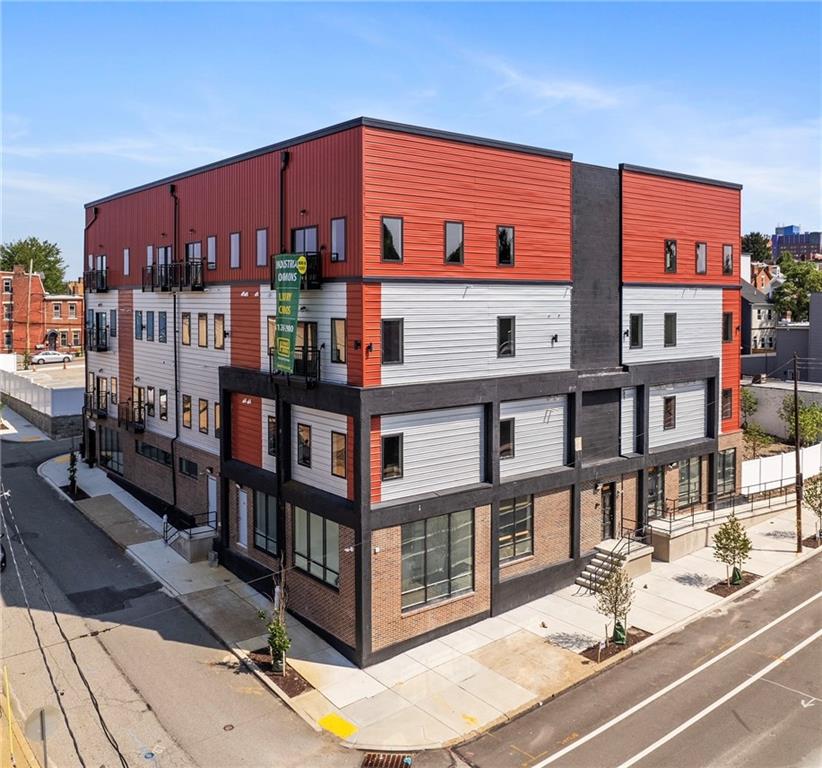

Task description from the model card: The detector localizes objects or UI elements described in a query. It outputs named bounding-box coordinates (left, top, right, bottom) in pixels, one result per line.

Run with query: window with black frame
left=293, top=506, right=339, bottom=587
left=331, top=318, right=346, bottom=363
left=498, top=496, right=533, bottom=563
left=678, top=457, right=701, bottom=507
left=254, top=490, right=278, bottom=555
left=723, top=244, right=734, bottom=275
left=297, top=423, right=311, bottom=467
left=717, top=449, right=736, bottom=497
left=721, top=388, right=733, bottom=420
left=665, top=239, right=677, bottom=272
left=497, top=316, right=515, bottom=357
left=499, top=419, right=515, bottom=459
left=445, top=221, right=464, bottom=264
left=381, top=217, right=402, bottom=262
left=497, top=226, right=514, bottom=265
left=267, top=415, right=277, bottom=456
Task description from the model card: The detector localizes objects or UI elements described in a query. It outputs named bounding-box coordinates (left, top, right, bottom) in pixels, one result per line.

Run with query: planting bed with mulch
left=707, top=571, right=760, bottom=597
left=60, top=484, right=90, bottom=501
left=802, top=535, right=821, bottom=549
left=249, top=649, right=312, bottom=698
left=580, top=627, right=652, bottom=662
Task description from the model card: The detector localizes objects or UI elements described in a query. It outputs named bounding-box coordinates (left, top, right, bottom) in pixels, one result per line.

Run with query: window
left=497, top=316, right=515, bottom=357
left=146, top=244, right=154, bottom=267
left=382, top=434, right=403, bottom=480
left=254, top=491, right=278, bottom=555
left=181, top=313, right=191, bottom=345
left=267, top=415, right=277, bottom=456
left=60, top=331, right=68, bottom=347
left=98, top=427, right=123, bottom=474
left=182, top=395, right=192, bottom=429
left=214, top=402, right=221, bottom=438
left=330, top=319, right=346, bottom=363
left=3, top=304, right=11, bottom=321
left=266, top=315, right=276, bottom=355
left=678, top=456, right=701, bottom=507
left=123, top=247, right=130, bottom=276
left=445, top=221, right=464, bottom=264
left=3, top=279, right=11, bottom=293
left=179, top=457, right=198, bottom=477
left=134, top=310, right=143, bottom=340
left=111, top=377, right=118, bottom=405
left=135, top=440, right=171, bottom=466
left=717, top=448, right=736, bottom=497
left=146, top=386, right=155, bottom=417
left=145, top=311, right=154, bottom=341
left=158, top=311, right=167, bottom=343
left=723, top=244, right=733, bottom=275
left=722, top=312, right=733, bottom=342
left=293, top=507, right=340, bottom=587
left=157, top=245, right=172, bottom=265
left=381, top=217, right=403, bottom=262
left=109, top=309, right=117, bottom=337
left=214, top=314, right=225, bottom=350
left=198, top=399, right=208, bottom=433
left=292, top=226, right=318, bottom=253
left=695, top=242, right=707, bottom=274
left=381, top=319, right=403, bottom=364
left=230, top=232, right=240, bottom=269
left=331, top=432, right=346, bottom=478
left=53, top=303, right=61, bottom=319
left=207, top=236, right=217, bottom=270
left=757, top=309, right=762, bottom=320
left=499, top=496, right=533, bottom=563
left=497, top=226, right=515, bottom=266
left=665, top=239, right=677, bottom=272
left=68, top=303, right=77, bottom=320
left=629, top=314, right=643, bottom=349
left=185, top=241, right=202, bottom=263
left=664, top=313, right=677, bottom=347
left=3, top=332, right=10, bottom=349
left=663, top=396, right=676, bottom=430
left=331, top=217, right=346, bottom=262
left=768, top=336, right=774, bottom=348
left=256, top=228, right=268, bottom=267
left=72, top=330, right=80, bottom=346
left=500, top=419, right=515, bottom=459
left=198, top=313, right=207, bottom=347
left=721, top=388, right=733, bottom=420
left=401, top=510, right=474, bottom=610
left=297, top=424, right=311, bottom=467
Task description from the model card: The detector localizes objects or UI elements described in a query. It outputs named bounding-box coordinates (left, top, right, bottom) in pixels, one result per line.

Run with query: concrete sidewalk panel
left=406, top=638, right=463, bottom=668
left=364, top=653, right=428, bottom=688
left=346, top=704, right=459, bottom=750
left=340, top=688, right=413, bottom=728
left=454, top=667, right=535, bottom=714
left=413, top=682, right=502, bottom=734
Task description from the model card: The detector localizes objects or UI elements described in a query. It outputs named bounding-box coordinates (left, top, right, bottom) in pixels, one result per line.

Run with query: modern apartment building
left=82, top=118, right=742, bottom=666
left=772, top=225, right=822, bottom=261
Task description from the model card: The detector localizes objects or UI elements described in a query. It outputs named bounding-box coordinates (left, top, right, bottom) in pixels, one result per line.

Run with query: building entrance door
left=601, top=483, right=616, bottom=540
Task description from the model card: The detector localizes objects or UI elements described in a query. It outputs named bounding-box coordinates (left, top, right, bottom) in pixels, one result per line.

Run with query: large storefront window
left=678, top=456, right=701, bottom=508
left=293, top=506, right=339, bottom=587
left=717, top=449, right=736, bottom=498
left=498, top=496, right=533, bottom=563
left=401, top=510, right=473, bottom=610
left=254, top=491, right=278, bottom=556
left=98, top=427, right=123, bottom=474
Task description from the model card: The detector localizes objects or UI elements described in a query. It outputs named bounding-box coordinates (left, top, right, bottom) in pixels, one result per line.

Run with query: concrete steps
left=576, top=539, right=655, bottom=592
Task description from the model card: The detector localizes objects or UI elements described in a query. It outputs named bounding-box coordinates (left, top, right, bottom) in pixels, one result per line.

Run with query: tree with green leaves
left=0, top=237, right=69, bottom=294
left=772, top=253, right=822, bottom=321
left=743, top=422, right=768, bottom=459
left=595, top=565, right=635, bottom=644
left=803, top=474, right=822, bottom=542
left=741, top=388, right=758, bottom=427
left=742, top=232, right=772, bottom=263
left=713, top=515, right=752, bottom=586
left=778, top=394, right=822, bottom=447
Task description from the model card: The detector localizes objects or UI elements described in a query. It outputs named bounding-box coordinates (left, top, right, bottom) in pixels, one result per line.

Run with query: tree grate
left=360, top=753, right=413, bottom=768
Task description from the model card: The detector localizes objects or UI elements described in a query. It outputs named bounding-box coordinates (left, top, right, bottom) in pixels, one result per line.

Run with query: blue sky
left=3, top=1, right=820, bottom=278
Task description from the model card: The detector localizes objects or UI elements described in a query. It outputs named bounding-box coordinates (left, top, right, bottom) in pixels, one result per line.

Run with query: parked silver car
left=31, top=350, right=72, bottom=365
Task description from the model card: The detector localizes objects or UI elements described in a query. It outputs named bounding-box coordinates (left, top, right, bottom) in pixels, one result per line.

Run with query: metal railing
left=83, top=268, right=108, bottom=292
left=117, top=400, right=145, bottom=433
left=84, top=390, right=109, bottom=418
left=268, top=344, right=321, bottom=387
left=86, top=325, right=109, bottom=352
left=162, top=508, right=217, bottom=548
left=142, top=260, right=204, bottom=292
left=270, top=251, right=322, bottom=291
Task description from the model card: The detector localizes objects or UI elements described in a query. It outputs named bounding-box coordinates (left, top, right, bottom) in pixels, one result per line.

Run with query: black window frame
left=381, top=216, right=403, bottom=262
left=381, top=318, right=404, bottom=365
left=291, top=226, right=318, bottom=253
left=331, top=217, right=346, bottom=262
left=293, top=506, right=340, bottom=588
left=145, top=310, right=154, bottom=342
left=497, top=225, right=515, bottom=266
left=629, top=313, right=643, bottom=349
left=665, top=239, right=677, bottom=273
left=198, top=313, right=208, bottom=348
left=721, top=388, right=733, bottom=420
left=146, top=385, right=155, bottom=417
left=158, top=311, right=167, bottom=343
left=109, top=309, right=117, bottom=337
left=664, top=313, right=677, bottom=347
left=331, top=431, right=346, bottom=479
left=500, top=418, right=515, bottom=460
left=214, top=314, right=225, bottom=350
left=498, top=495, right=534, bottom=563
left=267, top=414, right=277, bottom=457
left=207, top=234, right=217, bottom=270
left=330, top=318, right=346, bottom=364
left=181, top=312, right=191, bottom=346
left=695, top=241, right=708, bottom=274
left=179, top=456, right=198, bottom=478
left=444, top=221, right=464, bottom=265
left=663, top=396, right=676, bottom=430
left=722, top=243, right=734, bottom=275
left=678, top=456, right=701, bottom=507
left=214, top=402, right=221, bottom=438
left=497, top=316, right=515, bottom=358
left=134, top=310, right=143, bottom=340
left=717, top=448, right=736, bottom=497
left=255, top=227, right=268, bottom=268
left=297, top=423, right=311, bottom=467
left=381, top=434, right=403, bottom=480
left=722, top=312, right=734, bottom=343
left=135, top=440, right=171, bottom=466
left=159, top=389, right=168, bottom=421
left=229, top=231, right=241, bottom=269
left=198, top=398, right=209, bottom=434
left=253, top=490, right=278, bottom=556
left=182, top=394, right=192, bottom=429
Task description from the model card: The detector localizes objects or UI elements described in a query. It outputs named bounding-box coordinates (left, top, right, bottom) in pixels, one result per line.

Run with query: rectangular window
left=108, top=309, right=116, bottom=337
left=722, top=312, right=733, bottom=342
left=254, top=491, right=278, bottom=555
left=185, top=241, right=202, bottom=263
left=678, top=456, right=701, bottom=507
left=3, top=332, right=11, bottom=349
left=146, top=244, right=154, bottom=268
left=293, top=507, right=340, bottom=588
left=52, top=303, right=61, bottom=319
left=292, top=226, right=318, bottom=253
left=497, top=316, right=515, bottom=357
left=499, top=496, right=533, bottom=563
left=206, top=235, right=216, bottom=270
left=381, top=216, right=403, bottom=262
left=445, top=221, right=464, bottom=264
left=134, top=310, right=143, bottom=340
left=256, top=228, right=268, bottom=267
left=182, top=395, right=192, bottom=429
left=695, top=242, right=707, bottom=274
left=266, top=316, right=276, bottom=356
left=135, top=440, right=172, bottom=466
left=665, top=239, right=677, bottom=272
left=3, top=279, right=11, bottom=292
left=214, top=402, right=221, bottom=438
left=198, top=313, right=207, bottom=347
left=331, top=217, right=346, bottom=262
left=214, top=314, right=225, bottom=350
left=68, top=303, right=77, bottom=320
left=629, top=314, right=643, bottom=349
left=146, top=386, right=155, bottom=417
left=179, top=457, right=198, bottom=478
left=663, top=396, right=676, bottom=430
left=267, top=415, right=277, bottom=456
left=330, top=318, right=346, bottom=363
left=98, top=427, right=123, bottom=474
left=500, top=418, right=515, bottom=460
left=122, top=247, right=130, bottom=276
left=182, top=313, right=191, bottom=345
left=723, top=244, right=733, bottom=275
left=717, top=448, right=736, bottom=497
left=145, top=311, right=154, bottom=342
left=497, top=225, right=515, bottom=266
left=158, top=311, right=167, bottom=343
left=111, top=376, right=118, bottom=405
left=72, top=329, right=80, bottom=346
left=664, top=313, right=677, bottom=347
left=159, top=389, right=168, bottom=421
left=199, top=398, right=208, bottom=434
left=381, top=319, right=403, bottom=364
left=331, top=432, right=346, bottom=478
left=721, top=388, right=733, bottom=420
left=401, top=509, right=474, bottom=610
left=3, top=304, right=11, bottom=321
left=230, top=232, right=240, bottom=269
left=297, top=423, right=311, bottom=467
left=382, top=434, right=403, bottom=480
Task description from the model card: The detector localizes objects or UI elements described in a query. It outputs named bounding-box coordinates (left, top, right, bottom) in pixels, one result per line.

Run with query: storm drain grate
left=360, top=753, right=413, bottom=768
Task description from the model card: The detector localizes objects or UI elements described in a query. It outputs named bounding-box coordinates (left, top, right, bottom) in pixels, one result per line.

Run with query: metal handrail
left=268, top=344, right=321, bottom=386
left=83, top=268, right=108, bottom=292
left=142, top=261, right=204, bottom=292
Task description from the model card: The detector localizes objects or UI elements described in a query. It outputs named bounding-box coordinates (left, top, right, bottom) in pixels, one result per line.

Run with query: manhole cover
left=361, top=753, right=413, bottom=768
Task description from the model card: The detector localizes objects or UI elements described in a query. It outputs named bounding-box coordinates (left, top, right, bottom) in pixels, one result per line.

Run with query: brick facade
left=718, top=431, right=744, bottom=495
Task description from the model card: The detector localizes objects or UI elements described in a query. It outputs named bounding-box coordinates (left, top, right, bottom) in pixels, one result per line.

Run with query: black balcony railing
left=85, top=390, right=108, bottom=418
left=142, top=261, right=204, bottom=292
left=86, top=325, right=109, bottom=352
left=270, top=252, right=323, bottom=291
left=83, top=268, right=108, bottom=293
left=118, top=401, right=145, bottom=432
left=269, top=345, right=320, bottom=388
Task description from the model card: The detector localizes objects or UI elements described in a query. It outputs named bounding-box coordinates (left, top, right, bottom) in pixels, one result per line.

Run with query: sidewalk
left=0, top=406, right=49, bottom=443
left=40, top=452, right=821, bottom=751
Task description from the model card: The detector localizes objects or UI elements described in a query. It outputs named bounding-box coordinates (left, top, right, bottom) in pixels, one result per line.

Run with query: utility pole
left=793, top=353, right=803, bottom=553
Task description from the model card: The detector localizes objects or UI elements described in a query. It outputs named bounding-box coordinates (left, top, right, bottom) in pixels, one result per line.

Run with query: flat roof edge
left=620, top=163, right=743, bottom=190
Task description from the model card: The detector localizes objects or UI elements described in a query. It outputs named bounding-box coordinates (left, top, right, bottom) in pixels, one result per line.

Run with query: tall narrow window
left=52, top=303, right=61, bottom=319
left=331, top=432, right=346, bottom=478
left=111, top=376, right=118, bottom=405
left=629, top=314, right=643, bottom=349
left=214, top=402, right=221, bottom=438
left=267, top=415, right=277, bottom=456
left=182, top=395, right=192, bottom=429
left=723, top=244, right=734, bottom=275
left=293, top=507, right=340, bottom=587
left=230, top=232, right=240, bottom=269
left=185, top=241, right=202, bottom=263
left=382, top=434, right=403, bottom=480
left=445, top=221, right=464, bottom=264
left=123, top=248, right=130, bottom=276
left=146, top=244, right=154, bottom=268
left=145, top=311, right=154, bottom=342
left=330, top=318, right=346, bottom=363
left=297, top=424, right=311, bottom=467
left=497, top=316, right=515, bottom=357
left=717, top=448, right=736, bottom=497
left=500, top=419, right=515, bottom=459
left=331, top=217, right=346, bottom=262
left=146, top=386, right=155, bottom=417
left=381, top=217, right=403, bottom=262
left=110, top=309, right=117, bottom=337
left=199, top=399, right=209, bottom=434
left=663, top=396, right=676, bottom=430
left=214, top=314, right=225, bottom=350
left=665, top=239, right=677, bottom=272
left=721, top=388, right=733, bottom=420
left=207, top=235, right=217, bottom=270
left=678, top=456, right=701, bottom=506
left=664, top=313, right=677, bottom=347
left=381, top=319, right=403, bottom=364
left=256, top=228, right=268, bottom=267
left=159, top=389, right=168, bottom=421
left=253, top=491, right=278, bottom=555
left=158, top=311, right=167, bottom=343
left=198, top=313, right=207, bottom=347
left=695, top=242, right=707, bottom=274
left=267, top=316, right=276, bottom=356
left=499, top=496, right=534, bottom=563
left=722, top=312, right=733, bottom=342
left=497, top=226, right=515, bottom=266
left=68, top=303, right=77, bottom=319
left=182, top=312, right=191, bottom=345
left=134, top=310, right=143, bottom=340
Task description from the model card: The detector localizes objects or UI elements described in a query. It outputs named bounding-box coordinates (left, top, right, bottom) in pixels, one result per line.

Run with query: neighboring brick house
left=741, top=282, right=778, bottom=353
left=1, top=265, right=84, bottom=355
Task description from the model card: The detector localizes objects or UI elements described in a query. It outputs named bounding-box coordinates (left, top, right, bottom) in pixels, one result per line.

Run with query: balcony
left=270, top=252, right=322, bottom=292
left=86, top=326, right=109, bottom=352
left=85, top=391, right=108, bottom=418
left=83, top=268, right=108, bottom=293
left=142, top=261, right=204, bottom=292
left=269, top=344, right=320, bottom=388
left=118, top=401, right=145, bottom=433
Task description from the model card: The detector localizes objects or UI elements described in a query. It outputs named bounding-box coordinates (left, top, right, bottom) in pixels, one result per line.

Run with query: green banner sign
left=273, top=253, right=307, bottom=374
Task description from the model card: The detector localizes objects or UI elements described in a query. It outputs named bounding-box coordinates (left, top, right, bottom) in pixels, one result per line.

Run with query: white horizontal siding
left=620, top=387, right=637, bottom=455
left=86, top=290, right=120, bottom=358
left=261, top=398, right=277, bottom=474
left=622, top=287, right=722, bottom=366
left=291, top=405, right=348, bottom=498
left=86, top=292, right=119, bottom=418
left=380, top=283, right=572, bottom=385
left=380, top=406, right=484, bottom=503
left=499, top=396, right=566, bottom=480
left=649, top=380, right=707, bottom=450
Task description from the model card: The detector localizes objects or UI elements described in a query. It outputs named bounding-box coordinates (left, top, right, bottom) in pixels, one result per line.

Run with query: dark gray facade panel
left=492, top=555, right=593, bottom=615
left=580, top=389, right=621, bottom=462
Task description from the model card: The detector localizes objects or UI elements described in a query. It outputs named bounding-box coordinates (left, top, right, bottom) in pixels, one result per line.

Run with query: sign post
left=273, top=254, right=307, bottom=374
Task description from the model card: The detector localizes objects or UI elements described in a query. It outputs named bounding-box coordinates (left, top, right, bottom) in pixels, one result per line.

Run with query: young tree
left=68, top=451, right=78, bottom=495
left=743, top=422, right=768, bottom=459
left=778, top=395, right=822, bottom=447
left=741, top=388, right=758, bottom=427
left=803, top=474, right=822, bottom=541
left=772, top=253, right=822, bottom=321
left=0, top=237, right=69, bottom=294
left=741, top=232, right=771, bottom=263
left=595, top=565, right=635, bottom=644
left=713, top=515, right=753, bottom=585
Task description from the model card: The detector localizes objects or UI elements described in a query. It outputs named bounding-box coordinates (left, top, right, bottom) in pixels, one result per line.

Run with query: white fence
left=0, top=369, right=83, bottom=416
left=741, top=443, right=822, bottom=493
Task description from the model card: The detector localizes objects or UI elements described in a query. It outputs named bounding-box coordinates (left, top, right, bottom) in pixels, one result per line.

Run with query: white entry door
left=207, top=476, right=218, bottom=529
left=237, top=489, right=248, bottom=548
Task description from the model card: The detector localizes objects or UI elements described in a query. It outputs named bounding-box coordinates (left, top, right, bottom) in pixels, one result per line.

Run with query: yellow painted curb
left=317, top=712, right=358, bottom=739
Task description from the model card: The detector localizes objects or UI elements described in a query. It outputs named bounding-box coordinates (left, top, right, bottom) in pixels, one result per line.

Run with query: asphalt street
left=457, top=556, right=822, bottom=768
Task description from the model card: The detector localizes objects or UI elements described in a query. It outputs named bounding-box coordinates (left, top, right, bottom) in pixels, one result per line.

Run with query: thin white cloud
left=2, top=170, right=98, bottom=204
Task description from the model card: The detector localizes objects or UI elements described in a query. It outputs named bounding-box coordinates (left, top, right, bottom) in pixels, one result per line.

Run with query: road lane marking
left=756, top=676, right=820, bottom=703
left=615, top=628, right=822, bottom=768
left=532, top=590, right=821, bottom=767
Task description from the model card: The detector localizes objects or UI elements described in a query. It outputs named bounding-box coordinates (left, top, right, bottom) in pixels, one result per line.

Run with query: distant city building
left=773, top=293, right=822, bottom=384
left=772, top=225, right=822, bottom=262
left=741, top=282, right=777, bottom=354
left=751, top=263, right=784, bottom=299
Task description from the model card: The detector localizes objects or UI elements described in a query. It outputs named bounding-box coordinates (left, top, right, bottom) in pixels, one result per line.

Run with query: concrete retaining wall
left=1, top=392, right=82, bottom=438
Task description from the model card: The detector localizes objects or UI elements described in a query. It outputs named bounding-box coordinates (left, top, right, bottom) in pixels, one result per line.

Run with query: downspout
left=169, top=184, right=180, bottom=514
left=82, top=206, right=98, bottom=463
left=276, top=150, right=289, bottom=564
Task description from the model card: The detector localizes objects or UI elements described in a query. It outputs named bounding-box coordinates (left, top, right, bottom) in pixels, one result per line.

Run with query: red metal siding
left=230, top=285, right=261, bottom=370
left=722, top=288, right=742, bottom=433
left=231, top=392, right=262, bottom=466
left=622, top=170, right=741, bottom=285
left=362, top=127, right=572, bottom=281
left=346, top=281, right=381, bottom=387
